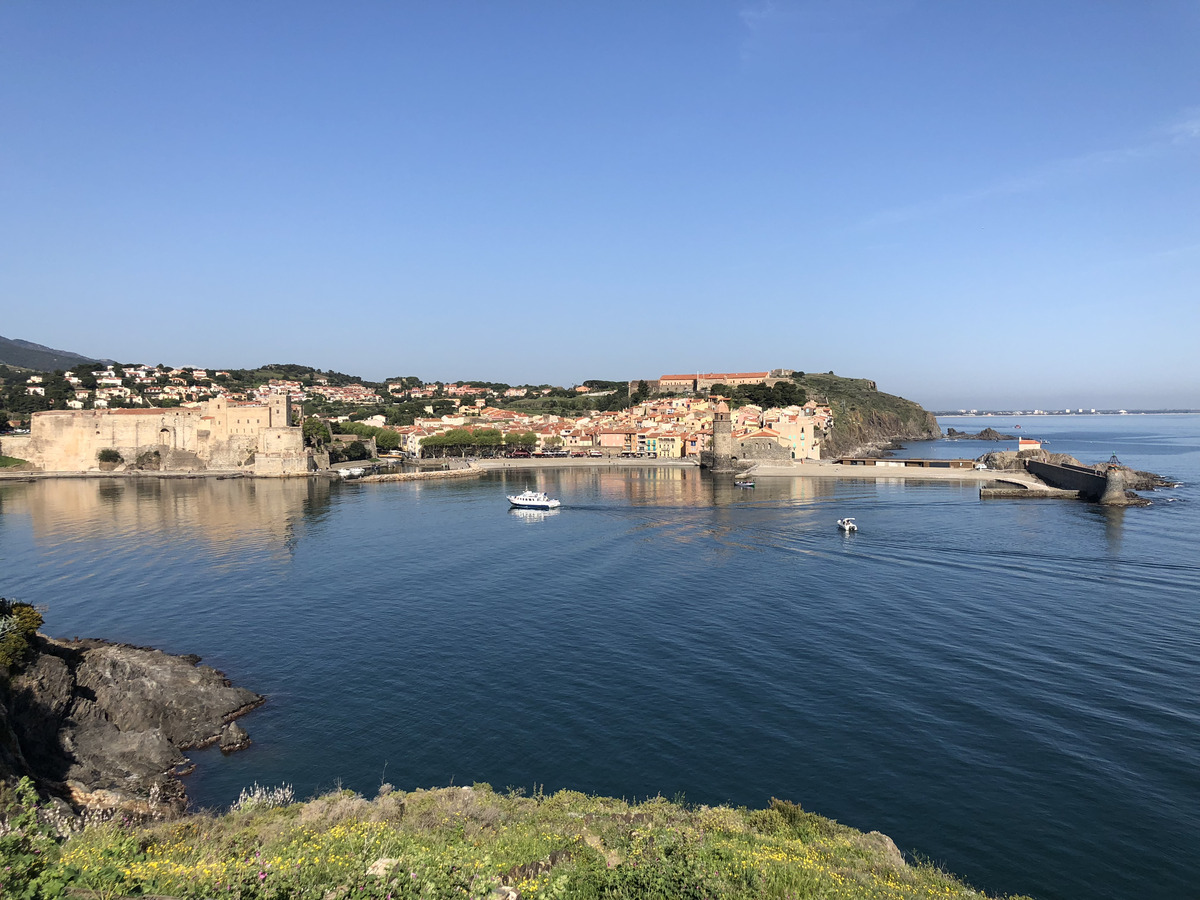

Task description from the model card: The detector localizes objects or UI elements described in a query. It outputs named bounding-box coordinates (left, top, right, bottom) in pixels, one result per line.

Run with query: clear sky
left=2, top=2, right=1198, bottom=410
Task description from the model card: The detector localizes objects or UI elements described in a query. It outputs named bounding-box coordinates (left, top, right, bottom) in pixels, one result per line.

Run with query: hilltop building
left=628, top=370, right=789, bottom=396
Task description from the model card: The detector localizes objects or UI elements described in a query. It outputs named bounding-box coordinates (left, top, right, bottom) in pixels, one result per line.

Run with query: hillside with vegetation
left=2, top=778, right=1030, bottom=900
left=1, top=342, right=939, bottom=461
left=790, top=372, right=942, bottom=457
left=0, top=335, right=105, bottom=373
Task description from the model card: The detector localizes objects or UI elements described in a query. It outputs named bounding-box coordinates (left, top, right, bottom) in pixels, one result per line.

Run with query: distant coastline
left=933, top=410, right=1200, bottom=416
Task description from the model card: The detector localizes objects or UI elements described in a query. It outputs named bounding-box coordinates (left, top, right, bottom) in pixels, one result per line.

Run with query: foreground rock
left=0, top=636, right=263, bottom=815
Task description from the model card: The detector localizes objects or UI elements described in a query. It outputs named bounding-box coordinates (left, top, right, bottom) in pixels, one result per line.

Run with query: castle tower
left=268, top=392, right=292, bottom=428
left=711, top=400, right=733, bottom=472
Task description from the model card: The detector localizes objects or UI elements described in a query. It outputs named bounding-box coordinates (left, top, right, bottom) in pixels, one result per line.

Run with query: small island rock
left=946, top=427, right=1017, bottom=441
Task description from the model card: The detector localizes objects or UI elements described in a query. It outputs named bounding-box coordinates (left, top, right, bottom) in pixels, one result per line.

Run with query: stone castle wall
left=25, top=398, right=311, bottom=476
left=736, top=437, right=793, bottom=461
left=0, top=433, right=32, bottom=460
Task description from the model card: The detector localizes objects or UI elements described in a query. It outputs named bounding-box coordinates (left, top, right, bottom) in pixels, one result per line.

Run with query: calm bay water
left=3, top=414, right=1198, bottom=900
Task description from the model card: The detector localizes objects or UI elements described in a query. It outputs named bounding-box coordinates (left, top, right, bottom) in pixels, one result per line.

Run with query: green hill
left=792, top=372, right=942, bottom=457
left=0, top=335, right=105, bottom=372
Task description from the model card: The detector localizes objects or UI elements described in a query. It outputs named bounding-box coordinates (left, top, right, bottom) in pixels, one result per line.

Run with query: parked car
left=589, top=450, right=603, bottom=457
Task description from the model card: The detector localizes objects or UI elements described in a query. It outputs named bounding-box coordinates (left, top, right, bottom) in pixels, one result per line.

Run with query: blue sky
left=2, top=1, right=1198, bottom=409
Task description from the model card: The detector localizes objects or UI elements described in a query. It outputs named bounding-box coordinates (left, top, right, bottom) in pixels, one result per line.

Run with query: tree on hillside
left=302, top=417, right=331, bottom=447
left=596, top=384, right=629, bottom=412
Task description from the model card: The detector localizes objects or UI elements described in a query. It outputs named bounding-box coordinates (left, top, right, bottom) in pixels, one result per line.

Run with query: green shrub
left=0, top=598, right=43, bottom=672
left=768, top=797, right=845, bottom=842
left=0, top=777, right=69, bottom=899
left=97, top=448, right=123, bottom=464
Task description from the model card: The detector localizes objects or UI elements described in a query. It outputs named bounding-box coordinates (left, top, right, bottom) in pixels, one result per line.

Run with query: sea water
left=2, top=414, right=1197, bottom=900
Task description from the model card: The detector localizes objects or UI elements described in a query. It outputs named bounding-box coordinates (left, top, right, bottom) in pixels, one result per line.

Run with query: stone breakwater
left=356, top=465, right=484, bottom=484
left=1, top=637, right=263, bottom=816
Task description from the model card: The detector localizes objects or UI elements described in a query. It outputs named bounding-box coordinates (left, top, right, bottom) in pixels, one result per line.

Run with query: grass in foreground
left=4, top=778, right=1033, bottom=900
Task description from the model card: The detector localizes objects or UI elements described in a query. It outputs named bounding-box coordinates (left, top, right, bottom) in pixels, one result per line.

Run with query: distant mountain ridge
left=0, top=335, right=112, bottom=372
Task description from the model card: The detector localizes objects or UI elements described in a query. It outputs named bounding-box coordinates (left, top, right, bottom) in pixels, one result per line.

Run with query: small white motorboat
left=735, top=480, right=755, bottom=487
left=507, top=490, right=561, bottom=510
left=837, top=517, right=858, bottom=532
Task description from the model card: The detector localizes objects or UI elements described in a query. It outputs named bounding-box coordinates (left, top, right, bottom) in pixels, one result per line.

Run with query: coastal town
left=4, top=358, right=1154, bottom=506
left=0, top=363, right=836, bottom=475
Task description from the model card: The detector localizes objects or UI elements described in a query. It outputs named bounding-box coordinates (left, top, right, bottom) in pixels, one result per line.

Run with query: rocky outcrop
left=786, top=373, right=941, bottom=458
left=945, top=427, right=1017, bottom=441
left=979, top=449, right=1171, bottom=505
left=824, top=408, right=942, bottom=458
left=0, top=636, right=263, bottom=815
left=978, top=448, right=1173, bottom=487
left=977, top=448, right=1079, bottom=471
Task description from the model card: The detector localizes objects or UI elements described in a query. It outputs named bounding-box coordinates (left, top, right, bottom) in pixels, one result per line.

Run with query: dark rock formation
left=0, top=636, right=263, bottom=815
left=978, top=448, right=1106, bottom=472
left=219, top=721, right=250, bottom=753
left=945, top=427, right=1017, bottom=441
left=824, top=409, right=941, bottom=458
left=1121, top=468, right=1176, bottom=491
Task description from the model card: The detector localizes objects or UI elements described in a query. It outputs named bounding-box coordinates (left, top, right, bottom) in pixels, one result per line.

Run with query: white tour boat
left=507, top=490, right=561, bottom=510
left=837, top=517, right=858, bottom=532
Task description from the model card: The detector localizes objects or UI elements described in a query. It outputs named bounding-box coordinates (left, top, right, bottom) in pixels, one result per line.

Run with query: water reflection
left=0, top=477, right=331, bottom=554
left=1099, top=505, right=1125, bottom=553
left=508, top=507, right=560, bottom=524
left=489, top=466, right=844, bottom=508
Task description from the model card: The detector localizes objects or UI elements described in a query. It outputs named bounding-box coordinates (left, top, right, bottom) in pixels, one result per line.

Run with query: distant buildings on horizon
left=936, top=408, right=1199, bottom=416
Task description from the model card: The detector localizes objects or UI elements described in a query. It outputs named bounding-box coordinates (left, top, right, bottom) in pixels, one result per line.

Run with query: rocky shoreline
left=1, top=636, right=262, bottom=817
left=975, top=448, right=1174, bottom=491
